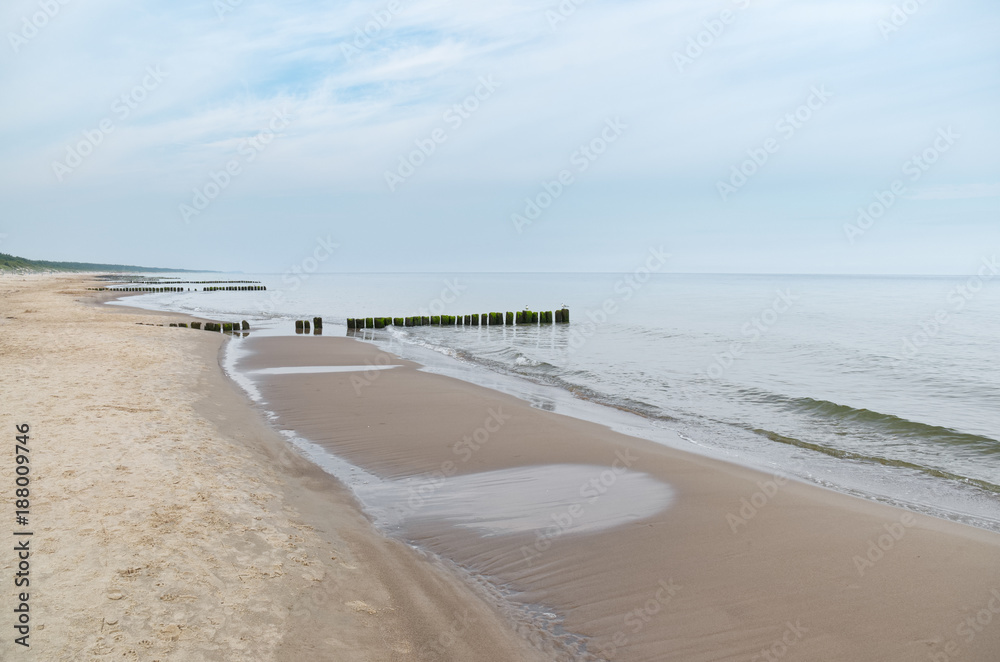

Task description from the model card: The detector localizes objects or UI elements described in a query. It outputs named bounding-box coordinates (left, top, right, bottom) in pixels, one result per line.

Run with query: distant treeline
left=0, top=252, right=203, bottom=273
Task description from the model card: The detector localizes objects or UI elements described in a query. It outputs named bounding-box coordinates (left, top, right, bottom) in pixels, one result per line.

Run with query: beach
left=2, top=273, right=1000, bottom=661
left=238, top=334, right=1000, bottom=661
left=0, top=274, right=549, bottom=661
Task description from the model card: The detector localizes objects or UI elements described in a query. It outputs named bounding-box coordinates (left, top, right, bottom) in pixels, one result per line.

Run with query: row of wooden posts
left=88, top=285, right=266, bottom=292
left=203, top=286, right=267, bottom=291
left=137, top=320, right=251, bottom=332
left=89, top=287, right=186, bottom=292
left=147, top=280, right=261, bottom=284
left=101, top=279, right=262, bottom=285
left=346, top=308, right=570, bottom=330
left=295, top=318, right=323, bottom=333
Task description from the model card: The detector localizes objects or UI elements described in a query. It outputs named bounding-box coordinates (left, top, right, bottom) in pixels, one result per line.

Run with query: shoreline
left=6, top=273, right=999, bottom=660
left=331, top=319, right=1000, bottom=538
left=232, top=332, right=1000, bottom=661
left=92, top=273, right=1000, bottom=538
left=0, top=274, right=551, bottom=661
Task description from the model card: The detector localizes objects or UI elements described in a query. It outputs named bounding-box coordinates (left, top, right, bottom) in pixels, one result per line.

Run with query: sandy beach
left=0, top=274, right=549, bottom=661
left=2, top=274, right=1000, bottom=661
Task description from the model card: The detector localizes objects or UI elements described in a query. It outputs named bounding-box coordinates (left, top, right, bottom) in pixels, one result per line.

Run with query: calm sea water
left=115, top=271, right=1000, bottom=531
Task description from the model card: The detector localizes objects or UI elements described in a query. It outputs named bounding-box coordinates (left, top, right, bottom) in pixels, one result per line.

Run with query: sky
left=1, top=0, right=997, bottom=274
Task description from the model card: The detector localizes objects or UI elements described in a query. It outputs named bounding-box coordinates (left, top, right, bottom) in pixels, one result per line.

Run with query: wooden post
left=296, top=320, right=304, bottom=331
left=242, top=320, right=250, bottom=330
left=313, top=317, right=322, bottom=330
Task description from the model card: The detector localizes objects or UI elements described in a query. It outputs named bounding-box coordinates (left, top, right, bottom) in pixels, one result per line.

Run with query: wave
left=738, top=390, right=1000, bottom=454
left=747, top=427, right=1000, bottom=496
left=383, top=328, right=1000, bottom=501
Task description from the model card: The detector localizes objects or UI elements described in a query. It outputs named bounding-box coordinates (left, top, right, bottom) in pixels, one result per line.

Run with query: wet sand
left=237, top=333, right=1000, bottom=661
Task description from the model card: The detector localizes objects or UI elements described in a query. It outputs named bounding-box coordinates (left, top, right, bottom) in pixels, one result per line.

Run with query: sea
left=112, top=271, right=1000, bottom=533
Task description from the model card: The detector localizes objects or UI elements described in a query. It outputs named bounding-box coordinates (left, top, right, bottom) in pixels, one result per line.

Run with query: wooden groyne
left=89, top=287, right=186, bottom=292
left=345, top=308, right=569, bottom=330
left=88, top=284, right=265, bottom=292
left=135, top=320, right=250, bottom=334
left=202, top=286, right=266, bottom=291
left=295, top=317, right=323, bottom=334
left=96, top=278, right=262, bottom=285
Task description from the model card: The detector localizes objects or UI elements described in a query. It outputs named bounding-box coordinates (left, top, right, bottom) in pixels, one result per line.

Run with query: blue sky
left=1, top=0, right=997, bottom=273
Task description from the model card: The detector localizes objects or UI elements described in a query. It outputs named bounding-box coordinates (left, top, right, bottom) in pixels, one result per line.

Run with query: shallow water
left=249, top=364, right=401, bottom=375
left=392, top=464, right=676, bottom=537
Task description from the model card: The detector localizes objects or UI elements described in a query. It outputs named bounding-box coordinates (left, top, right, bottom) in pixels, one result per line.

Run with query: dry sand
left=0, top=274, right=550, bottom=661
left=239, top=334, right=1000, bottom=662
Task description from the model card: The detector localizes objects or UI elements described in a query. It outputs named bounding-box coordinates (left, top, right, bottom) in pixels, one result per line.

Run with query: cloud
left=0, top=0, right=997, bottom=272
